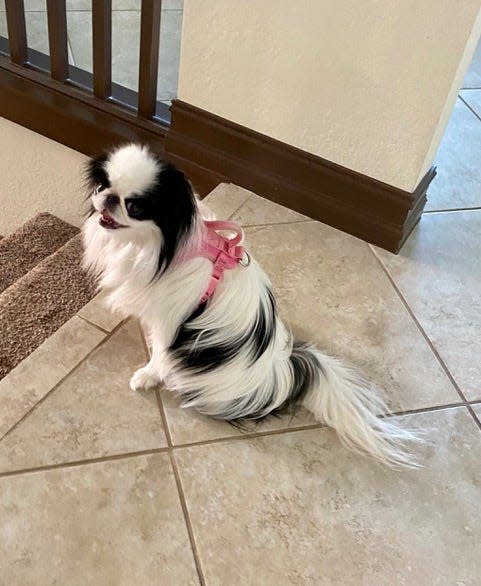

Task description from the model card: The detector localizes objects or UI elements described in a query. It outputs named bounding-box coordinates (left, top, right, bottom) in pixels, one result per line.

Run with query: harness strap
left=197, top=220, right=246, bottom=304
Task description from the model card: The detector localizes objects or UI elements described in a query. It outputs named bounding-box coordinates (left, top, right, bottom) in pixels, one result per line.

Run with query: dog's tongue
left=100, top=209, right=120, bottom=228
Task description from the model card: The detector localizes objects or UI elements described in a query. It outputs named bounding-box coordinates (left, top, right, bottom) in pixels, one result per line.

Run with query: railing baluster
left=5, top=0, right=28, bottom=65
left=46, top=0, right=69, bottom=82
left=92, top=0, right=112, bottom=99
left=138, top=0, right=162, bottom=119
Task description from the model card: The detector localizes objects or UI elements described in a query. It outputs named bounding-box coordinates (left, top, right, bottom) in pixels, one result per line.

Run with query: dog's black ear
left=83, top=153, right=110, bottom=218
left=85, top=153, right=110, bottom=191
left=151, top=162, right=197, bottom=277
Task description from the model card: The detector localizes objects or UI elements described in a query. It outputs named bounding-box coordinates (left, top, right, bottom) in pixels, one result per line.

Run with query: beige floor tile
left=462, top=38, right=481, bottom=89
left=111, top=10, right=141, bottom=91
left=202, top=182, right=253, bottom=220
left=77, top=290, right=124, bottom=332
left=25, top=10, right=49, bottom=54
left=0, top=9, right=7, bottom=38
left=66, top=0, right=92, bottom=9
left=0, top=316, right=105, bottom=438
left=374, top=211, right=481, bottom=401
left=68, top=9, right=182, bottom=101
left=0, top=320, right=166, bottom=473
left=22, top=0, right=46, bottom=11
left=425, top=99, right=481, bottom=211
left=230, top=192, right=309, bottom=226
left=0, top=454, right=199, bottom=585
left=0, top=9, right=59, bottom=56
left=0, top=7, right=74, bottom=62
left=460, top=89, right=481, bottom=121
left=156, top=9, right=183, bottom=101
left=246, top=222, right=458, bottom=411
left=176, top=408, right=481, bottom=586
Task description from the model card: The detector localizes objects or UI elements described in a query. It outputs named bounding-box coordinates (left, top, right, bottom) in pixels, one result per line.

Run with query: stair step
left=0, top=213, right=78, bottom=295
left=0, top=234, right=96, bottom=380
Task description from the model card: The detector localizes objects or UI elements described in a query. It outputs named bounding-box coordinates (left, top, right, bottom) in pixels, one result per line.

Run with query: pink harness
left=194, top=220, right=247, bottom=304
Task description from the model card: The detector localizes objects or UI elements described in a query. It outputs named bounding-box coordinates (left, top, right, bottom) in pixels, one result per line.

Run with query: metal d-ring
left=240, top=251, right=251, bottom=267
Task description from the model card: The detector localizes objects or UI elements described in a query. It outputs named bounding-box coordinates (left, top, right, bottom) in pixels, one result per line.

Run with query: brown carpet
left=0, top=233, right=96, bottom=380
left=0, top=213, right=78, bottom=295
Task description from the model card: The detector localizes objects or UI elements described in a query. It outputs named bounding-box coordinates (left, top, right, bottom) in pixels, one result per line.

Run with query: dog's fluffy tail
left=291, top=342, right=419, bottom=468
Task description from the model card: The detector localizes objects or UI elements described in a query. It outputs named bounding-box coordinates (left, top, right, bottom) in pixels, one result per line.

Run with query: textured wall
left=178, top=0, right=481, bottom=192
left=0, top=118, right=88, bottom=235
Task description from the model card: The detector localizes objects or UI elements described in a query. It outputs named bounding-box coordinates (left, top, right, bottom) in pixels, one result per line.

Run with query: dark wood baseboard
left=166, top=100, right=436, bottom=252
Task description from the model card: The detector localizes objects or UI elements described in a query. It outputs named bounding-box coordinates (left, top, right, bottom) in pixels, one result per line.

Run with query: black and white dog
left=82, top=144, right=416, bottom=467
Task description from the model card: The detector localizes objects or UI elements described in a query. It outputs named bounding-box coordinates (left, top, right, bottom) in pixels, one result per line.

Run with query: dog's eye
left=94, top=183, right=107, bottom=194
left=126, top=199, right=145, bottom=218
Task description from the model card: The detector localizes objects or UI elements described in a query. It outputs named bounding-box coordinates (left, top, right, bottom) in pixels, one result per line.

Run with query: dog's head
left=85, top=143, right=197, bottom=275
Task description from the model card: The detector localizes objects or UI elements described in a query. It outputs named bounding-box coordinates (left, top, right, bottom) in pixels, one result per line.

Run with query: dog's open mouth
left=99, top=210, right=125, bottom=229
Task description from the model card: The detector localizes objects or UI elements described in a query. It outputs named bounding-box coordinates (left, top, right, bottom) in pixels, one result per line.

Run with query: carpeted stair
left=0, top=213, right=96, bottom=380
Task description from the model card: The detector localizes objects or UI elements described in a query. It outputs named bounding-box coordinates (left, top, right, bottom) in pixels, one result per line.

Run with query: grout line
left=76, top=314, right=111, bottom=334
left=173, top=422, right=329, bottom=450
left=466, top=405, right=481, bottom=431
left=168, top=451, right=207, bottom=586
left=0, top=319, right=125, bottom=444
left=368, top=245, right=470, bottom=406
left=137, top=324, right=207, bottom=581
left=424, top=207, right=481, bottom=214
left=0, top=446, right=170, bottom=479
left=146, top=358, right=207, bottom=582
left=170, top=402, right=472, bottom=451
left=155, top=388, right=173, bottom=446
left=459, top=94, right=481, bottom=124
left=226, top=194, right=254, bottom=221
left=388, top=402, right=465, bottom=417
left=2, top=400, right=477, bottom=479
left=137, top=324, right=176, bottom=447
left=144, top=318, right=207, bottom=586
left=242, top=219, right=312, bottom=229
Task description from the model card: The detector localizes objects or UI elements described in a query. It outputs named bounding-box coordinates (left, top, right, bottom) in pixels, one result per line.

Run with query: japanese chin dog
left=82, top=144, right=417, bottom=467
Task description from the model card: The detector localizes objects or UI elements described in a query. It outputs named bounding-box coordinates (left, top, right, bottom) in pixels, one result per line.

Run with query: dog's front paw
left=129, top=367, right=160, bottom=392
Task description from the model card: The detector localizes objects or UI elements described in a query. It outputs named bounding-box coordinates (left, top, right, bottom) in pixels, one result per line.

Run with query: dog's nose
left=105, top=194, right=120, bottom=207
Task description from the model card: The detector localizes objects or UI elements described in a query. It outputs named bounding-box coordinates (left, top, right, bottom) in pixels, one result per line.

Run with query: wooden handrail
left=0, top=0, right=171, bottom=160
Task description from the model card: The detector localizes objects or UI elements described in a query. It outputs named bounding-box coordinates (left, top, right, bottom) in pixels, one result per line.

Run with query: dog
left=82, top=143, right=417, bottom=467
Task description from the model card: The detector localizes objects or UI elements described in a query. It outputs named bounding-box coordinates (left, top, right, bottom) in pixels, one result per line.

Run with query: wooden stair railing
left=0, top=0, right=170, bottom=156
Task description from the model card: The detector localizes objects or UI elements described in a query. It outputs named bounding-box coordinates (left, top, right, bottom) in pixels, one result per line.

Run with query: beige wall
left=0, top=118, right=88, bottom=236
left=178, top=0, right=481, bottom=192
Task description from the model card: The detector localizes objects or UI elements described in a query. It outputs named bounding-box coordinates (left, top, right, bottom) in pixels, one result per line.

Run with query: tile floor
left=0, top=177, right=480, bottom=583
left=0, top=14, right=480, bottom=586
left=0, top=0, right=183, bottom=102
left=426, top=38, right=481, bottom=211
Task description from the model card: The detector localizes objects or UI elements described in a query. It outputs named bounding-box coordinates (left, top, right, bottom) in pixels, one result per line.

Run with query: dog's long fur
left=82, top=144, right=418, bottom=467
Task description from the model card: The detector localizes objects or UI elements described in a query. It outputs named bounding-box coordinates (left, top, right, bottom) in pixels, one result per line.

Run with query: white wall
left=0, top=118, right=88, bottom=236
left=178, top=0, right=481, bottom=192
